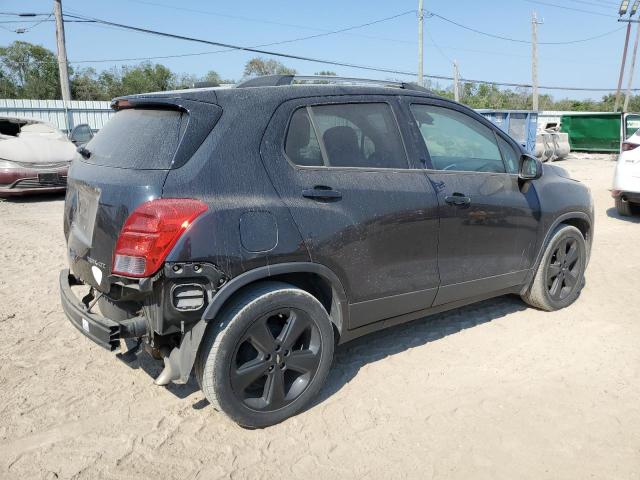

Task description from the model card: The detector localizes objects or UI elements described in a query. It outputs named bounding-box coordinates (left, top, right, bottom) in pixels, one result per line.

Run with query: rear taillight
left=621, top=142, right=639, bottom=152
left=112, top=198, right=208, bottom=278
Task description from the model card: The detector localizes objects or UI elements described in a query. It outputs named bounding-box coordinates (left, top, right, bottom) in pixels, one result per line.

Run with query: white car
left=0, top=117, right=93, bottom=197
left=612, top=131, right=640, bottom=216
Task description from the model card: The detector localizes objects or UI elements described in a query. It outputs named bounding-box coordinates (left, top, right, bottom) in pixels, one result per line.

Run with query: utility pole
left=418, top=0, right=424, bottom=86
left=453, top=60, right=460, bottom=102
left=624, top=23, right=640, bottom=111
left=614, top=23, right=632, bottom=111
left=53, top=0, right=72, bottom=102
left=531, top=11, right=542, bottom=112
left=617, top=1, right=640, bottom=111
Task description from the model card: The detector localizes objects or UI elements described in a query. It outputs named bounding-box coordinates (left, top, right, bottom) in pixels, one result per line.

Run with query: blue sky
left=0, top=0, right=631, bottom=100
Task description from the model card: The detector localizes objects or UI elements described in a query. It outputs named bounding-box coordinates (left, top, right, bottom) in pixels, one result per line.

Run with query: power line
left=60, top=11, right=640, bottom=92
left=65, top=10, right=415, bottom=64
left=0, top=11, right=52, bottom=33
left=565, top=0, right=619, bottom=10
left=63, top=7, right=627, bottom=65
left=118, top=0, right=419, bottom=46
left=426, top=10, right=625, bottom=44
left=521, top=0, right=618, bottom=17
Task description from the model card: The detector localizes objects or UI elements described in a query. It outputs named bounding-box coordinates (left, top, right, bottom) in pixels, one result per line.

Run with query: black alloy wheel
left=521, top=224, right=587, bottom=311
left=231, top=308, right=322, bottom=412
left=546, top=236, right=581, bottom=301
left=196, top=282, right=335, bottom=428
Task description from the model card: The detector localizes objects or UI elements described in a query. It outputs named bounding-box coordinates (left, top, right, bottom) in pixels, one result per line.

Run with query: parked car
left=0, top=116, right=92, bottom=197
left=59, top=75, right=594, bottom=428
left=612, top=130, right=640, bottom=216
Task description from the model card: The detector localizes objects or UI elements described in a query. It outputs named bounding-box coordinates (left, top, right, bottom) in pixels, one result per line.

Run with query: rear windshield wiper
left=76, top=145, right=91, bottom=159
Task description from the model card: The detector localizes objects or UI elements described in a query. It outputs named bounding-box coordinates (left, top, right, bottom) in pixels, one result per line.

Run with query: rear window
left=84, top=109, right=186, bottom=169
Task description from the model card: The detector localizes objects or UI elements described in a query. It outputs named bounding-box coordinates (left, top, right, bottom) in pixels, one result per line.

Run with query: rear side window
left=84, top=109, right=185, bottom=169
left=285, top=108, right=323, bottom=167
left=285, top=103, right=408, bottom=169
left=411, top=104, right=505, bottom=173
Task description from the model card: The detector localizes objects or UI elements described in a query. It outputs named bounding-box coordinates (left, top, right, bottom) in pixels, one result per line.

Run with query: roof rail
left=235, top=74, right=431, bottom=93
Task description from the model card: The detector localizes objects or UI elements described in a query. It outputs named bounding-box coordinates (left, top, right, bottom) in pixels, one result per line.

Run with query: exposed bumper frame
left=59, top=269, right=123, bottom=351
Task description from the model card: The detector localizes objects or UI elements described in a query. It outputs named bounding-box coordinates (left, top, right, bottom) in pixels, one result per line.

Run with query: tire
left=522, top=225, right=587, bottom=311
left=615, top=196, right=634, bottom=217
left=195, top=281, right=334, bottom=428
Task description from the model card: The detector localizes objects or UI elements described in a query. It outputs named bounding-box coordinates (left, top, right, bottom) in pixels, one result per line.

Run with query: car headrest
left=323, top=126, right=361, bottom=166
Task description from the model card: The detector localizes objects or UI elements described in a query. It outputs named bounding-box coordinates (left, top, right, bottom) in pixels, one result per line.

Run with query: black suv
left=60, top=75, right=594, bottom=427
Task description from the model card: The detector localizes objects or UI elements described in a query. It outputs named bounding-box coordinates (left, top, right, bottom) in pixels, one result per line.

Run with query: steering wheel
left=442, top=163, right=458, bottom=171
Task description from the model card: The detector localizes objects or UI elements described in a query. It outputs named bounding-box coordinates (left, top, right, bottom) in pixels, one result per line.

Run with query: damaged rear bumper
left=59, top=269, right=147, bottom=351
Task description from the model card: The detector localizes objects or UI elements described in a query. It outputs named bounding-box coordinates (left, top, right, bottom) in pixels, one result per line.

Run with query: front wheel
left=522, top=225, right=587, bottom=311
left=195, top=282, right=334, bottom=428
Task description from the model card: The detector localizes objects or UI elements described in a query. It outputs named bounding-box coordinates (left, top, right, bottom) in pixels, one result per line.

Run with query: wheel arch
left=203, top=262, right=349, bottom=335
left=168, top=262, right=349, bottom=385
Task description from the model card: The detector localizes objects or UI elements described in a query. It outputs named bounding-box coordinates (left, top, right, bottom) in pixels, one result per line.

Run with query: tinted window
left=496, top=135, right=520, bottom=174
left=310, top=103, right=408, bottom=169
left=411, top=105, right=505, bottom=173
left=84, top=109, right=185, bottom=169
left=285, top=108, right=323, bottom=167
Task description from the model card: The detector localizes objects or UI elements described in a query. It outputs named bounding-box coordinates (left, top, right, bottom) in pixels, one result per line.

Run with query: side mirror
left=519, top=154, right=543, bottom=180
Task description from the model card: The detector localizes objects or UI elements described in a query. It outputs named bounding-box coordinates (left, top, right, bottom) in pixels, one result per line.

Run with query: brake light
left=621, top=142, right=639, bottom=151
left=112, top=199, right=208, bottom=278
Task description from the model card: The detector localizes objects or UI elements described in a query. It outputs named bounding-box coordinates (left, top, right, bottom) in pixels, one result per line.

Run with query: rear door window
left=411, top=104, right=506, bottom=173
left=285, top=108, right=323, bottom=167
left=284, top=103, right=409, bottom=169
left=84, top=109, right=186, bottom=169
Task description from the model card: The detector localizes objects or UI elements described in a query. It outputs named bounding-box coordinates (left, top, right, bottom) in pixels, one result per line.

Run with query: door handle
left=444, top=193, right=471, bottom=206
left=302, top=186, right=342, bottom=200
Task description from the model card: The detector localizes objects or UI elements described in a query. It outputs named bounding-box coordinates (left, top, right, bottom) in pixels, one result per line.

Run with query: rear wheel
left=522, top=225, right=586, bottom=311
left=195, top=282, right=334, bottom=428
left=615, top=196, right=634, bottom=217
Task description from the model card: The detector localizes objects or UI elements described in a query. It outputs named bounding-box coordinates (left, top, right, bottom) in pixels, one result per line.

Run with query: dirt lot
left=1, top=154, right=639, bottom=480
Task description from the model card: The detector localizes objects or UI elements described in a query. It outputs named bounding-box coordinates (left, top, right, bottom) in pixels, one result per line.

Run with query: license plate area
left=38, top=172, right=61, bottom=184
left=72, top=183, right=101, bottom=246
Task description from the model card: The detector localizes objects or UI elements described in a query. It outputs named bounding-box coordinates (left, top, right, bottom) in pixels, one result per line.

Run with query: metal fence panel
left=0, top=99, right=113, bottom=132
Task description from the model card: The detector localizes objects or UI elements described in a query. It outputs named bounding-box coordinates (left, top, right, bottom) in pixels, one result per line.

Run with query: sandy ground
left=1, top=154, right=639, bottom=480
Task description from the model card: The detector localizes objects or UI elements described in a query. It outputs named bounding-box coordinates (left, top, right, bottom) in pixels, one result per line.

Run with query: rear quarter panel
left=161, top=99, right=310, bottom=278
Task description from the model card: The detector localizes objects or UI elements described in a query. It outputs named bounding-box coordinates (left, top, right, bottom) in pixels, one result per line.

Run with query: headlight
left=0, top=159, right=20, bottom=169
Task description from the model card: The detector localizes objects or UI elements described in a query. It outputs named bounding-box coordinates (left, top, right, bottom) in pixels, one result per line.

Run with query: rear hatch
left=64, top=96, right=221, bottom=292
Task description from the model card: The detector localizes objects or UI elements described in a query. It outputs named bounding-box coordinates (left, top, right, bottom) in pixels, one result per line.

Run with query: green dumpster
left=560, top=113, right=640, bottom=152
left=560, top=113, right=621, bottom=152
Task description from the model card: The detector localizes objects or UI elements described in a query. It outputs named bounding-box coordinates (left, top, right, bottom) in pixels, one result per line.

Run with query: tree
left=243, top=57, right=296, bottom=77
left=314, top=70, right=336, bottom=76
left=0, top=41, right=61, bottom=99
left=71, top=67, right=105, bottom=100
left=0, top=71, right=17, bottom=98
left=120, top=62, right=174, bottom=95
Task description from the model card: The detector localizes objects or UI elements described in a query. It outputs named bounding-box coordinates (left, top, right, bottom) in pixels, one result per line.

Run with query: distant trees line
left=0, top=40, right=635, bottom=111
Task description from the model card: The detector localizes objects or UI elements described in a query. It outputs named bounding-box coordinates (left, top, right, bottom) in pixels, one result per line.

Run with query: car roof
left=120, top=83, right=443, bottom=107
